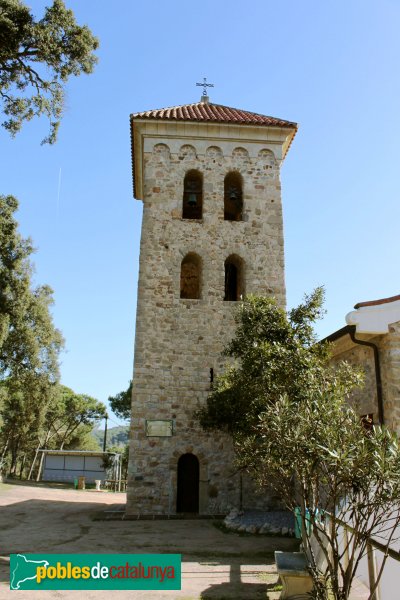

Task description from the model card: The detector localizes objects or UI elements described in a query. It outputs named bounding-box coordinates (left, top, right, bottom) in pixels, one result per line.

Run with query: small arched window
left=182, top=170, right=203, bottom=220
left=224, top=172, right=243, bottom=221
left=180, top=253, right=201, bottom=299
left=224, top=255, right=244, bottom=301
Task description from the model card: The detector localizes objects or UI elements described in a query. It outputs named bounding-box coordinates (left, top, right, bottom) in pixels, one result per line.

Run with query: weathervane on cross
left=196, top=77, right=214, bottom=102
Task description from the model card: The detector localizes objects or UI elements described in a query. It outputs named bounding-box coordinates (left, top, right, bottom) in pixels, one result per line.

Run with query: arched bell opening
left=182, top=170, right=203, bottom=219
left=224, top=171, right=243, bottom=221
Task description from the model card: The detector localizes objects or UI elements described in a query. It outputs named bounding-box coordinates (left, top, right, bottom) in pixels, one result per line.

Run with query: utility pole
left=103, top=413, right=108, bottom=452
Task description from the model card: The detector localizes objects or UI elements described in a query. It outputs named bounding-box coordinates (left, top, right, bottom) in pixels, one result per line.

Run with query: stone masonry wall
left=329, top=325, right=400, bottom=435
left=378, top=321, right=400, bottom=435
left=329, top=335, right=378, bottom=418
left=127, top=131, right=287, bottom=515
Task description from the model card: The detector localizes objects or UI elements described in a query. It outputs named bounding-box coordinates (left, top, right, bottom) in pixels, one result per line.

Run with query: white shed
left=40, top=450, right=118, bottom=483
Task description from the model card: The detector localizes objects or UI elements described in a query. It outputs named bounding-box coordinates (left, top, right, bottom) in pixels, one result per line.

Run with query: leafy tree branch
left=197, top=290, right=400, bottom=599
left=0, top=0, right=99, bottom=143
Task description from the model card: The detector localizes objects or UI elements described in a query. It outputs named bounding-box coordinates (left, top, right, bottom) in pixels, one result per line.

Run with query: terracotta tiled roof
left=132, top=101, right=297, bottom=128
left=354, top=294, right=400, bottom=309
left=131, top=101, right=297, bottom=198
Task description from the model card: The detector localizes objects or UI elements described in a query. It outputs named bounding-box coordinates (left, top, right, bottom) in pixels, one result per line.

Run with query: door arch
left=176, top=453, right=199, bottom=513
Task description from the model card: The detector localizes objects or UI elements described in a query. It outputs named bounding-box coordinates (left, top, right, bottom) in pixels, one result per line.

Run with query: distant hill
left=92, top=425, right=129, bottom=449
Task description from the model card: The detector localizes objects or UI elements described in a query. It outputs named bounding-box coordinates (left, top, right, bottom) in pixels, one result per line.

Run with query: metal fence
left=335, top=517, right=400, bottom=600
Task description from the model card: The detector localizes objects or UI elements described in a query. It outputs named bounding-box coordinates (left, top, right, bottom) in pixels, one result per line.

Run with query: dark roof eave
left=354, top=293, right=400, bottom=309
left=319, top=325, right=354, bottom=344
left=132, top=115, right=298, bottom=129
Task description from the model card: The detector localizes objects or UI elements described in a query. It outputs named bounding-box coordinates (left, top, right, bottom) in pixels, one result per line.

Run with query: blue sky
left=2, top=0, right=400, bottom=424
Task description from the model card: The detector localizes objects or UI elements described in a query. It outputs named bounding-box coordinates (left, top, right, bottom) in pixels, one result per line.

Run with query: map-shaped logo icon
left=10, top=554, right=49, bottom=590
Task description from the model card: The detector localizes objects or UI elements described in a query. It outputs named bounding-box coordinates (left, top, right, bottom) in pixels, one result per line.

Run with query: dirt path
left=0, top=482, right=298, bottom=599
left=0, top=482, right=369, bottom=599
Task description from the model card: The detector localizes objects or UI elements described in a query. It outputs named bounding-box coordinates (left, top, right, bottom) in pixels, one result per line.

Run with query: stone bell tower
left=127, top=93, right=297, bottom=515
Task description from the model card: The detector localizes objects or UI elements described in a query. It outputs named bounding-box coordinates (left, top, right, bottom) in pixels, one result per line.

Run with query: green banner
left=10, top=553, right=181, bottom=590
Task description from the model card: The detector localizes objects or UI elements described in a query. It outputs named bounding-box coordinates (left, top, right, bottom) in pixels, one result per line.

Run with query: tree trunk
left=9, top=437, right=20, bottom=476
left=28, top=429, right=51, bottom=480
left=28, top=447, right=40, bottom=481
left=59, top=419, right=83, bottom=450
left=36, top=451, right=45, bottom=482
left=0, top=434, right=10, bottom=471
left=19, top=455, right=26, bottom=479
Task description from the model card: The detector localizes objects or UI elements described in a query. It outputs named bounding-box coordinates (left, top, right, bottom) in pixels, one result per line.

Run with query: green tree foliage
left=198, top=288, right=359, bottom=435
left=0, top=0, right=99, bottom=143
left=53, top=385, right=106, bottom=450
left=108, top=380, right=132, bottom=421
left=92, top=425, right=129, bottom=448
left=0, top=373, right=56, bottom=475
left=63, top=423, right=104, bottom=452
left=106, top=444, right=129, bottom=479
left=0, top=196, right=105, bottom=477
left=198, top=290, right=400, bottom=599
left=24, top=384, right=106, bottom=479
left=0, top=194, right=63, bottom=475
left=2, top=377, right=106, bottom=477
left=241, top=393, right=400, bottom=600
left=0, top=195, right=63, bottom=379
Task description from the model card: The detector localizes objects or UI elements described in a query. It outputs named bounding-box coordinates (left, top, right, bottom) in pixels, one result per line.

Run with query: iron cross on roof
left=196, top=77, right=214, bottom=102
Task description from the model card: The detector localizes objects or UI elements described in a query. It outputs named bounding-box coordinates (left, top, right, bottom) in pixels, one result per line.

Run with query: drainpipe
left=347, top=325, right=384, bottom=426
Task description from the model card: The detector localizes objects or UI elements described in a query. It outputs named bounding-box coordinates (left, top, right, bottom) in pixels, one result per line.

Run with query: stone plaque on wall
left=145, top=420, right=173, bottom=437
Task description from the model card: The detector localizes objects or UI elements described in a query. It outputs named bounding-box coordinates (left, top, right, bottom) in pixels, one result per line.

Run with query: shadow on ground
left=0, top=482, right=299, bottom=599
left=198, top=559, right=280, bottom=598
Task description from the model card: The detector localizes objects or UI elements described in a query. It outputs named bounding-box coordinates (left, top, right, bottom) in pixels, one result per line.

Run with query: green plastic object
left=294, top=507, right=312, bottom=538
left=73, top=478, right=78, bottom=489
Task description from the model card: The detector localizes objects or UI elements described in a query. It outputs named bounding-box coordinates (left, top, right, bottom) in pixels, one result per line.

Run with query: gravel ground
left=224, top=509, right=296, bottom=536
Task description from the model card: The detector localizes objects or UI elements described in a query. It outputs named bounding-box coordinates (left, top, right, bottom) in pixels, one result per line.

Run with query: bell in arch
left=187, top=193, right=197, bottom=206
